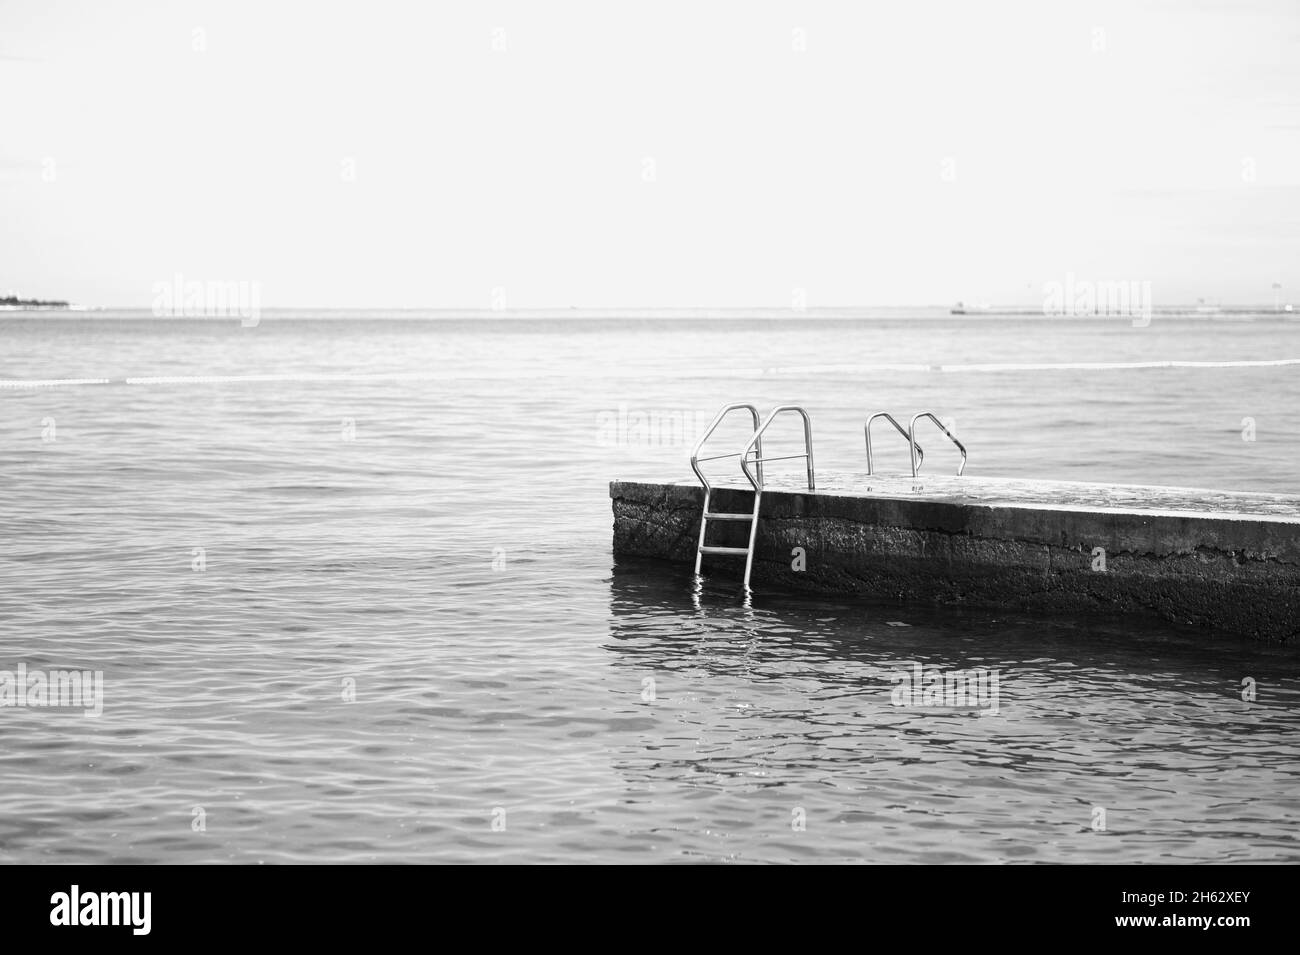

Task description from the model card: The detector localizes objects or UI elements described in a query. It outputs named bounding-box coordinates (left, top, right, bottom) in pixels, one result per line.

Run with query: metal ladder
left=865, top=409, right=966, bottom=475
left=690, top=403, right=815, bottom=590
left=690, top=403, right=763, bottom=581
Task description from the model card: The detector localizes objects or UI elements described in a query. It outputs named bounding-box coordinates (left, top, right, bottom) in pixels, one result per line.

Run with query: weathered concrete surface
left=611, top=475, right=1300, bottom=644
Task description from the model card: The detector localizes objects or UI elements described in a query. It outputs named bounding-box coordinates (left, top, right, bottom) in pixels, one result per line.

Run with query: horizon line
left=3, top=303, right=1294, bottom=313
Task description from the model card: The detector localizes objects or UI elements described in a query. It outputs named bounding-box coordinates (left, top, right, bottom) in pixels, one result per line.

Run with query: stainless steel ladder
left=865, top=409, right=966, bottom=476
left=690, top=403, right=815, bottom=590
left=690, top=403, right=763, bottom=581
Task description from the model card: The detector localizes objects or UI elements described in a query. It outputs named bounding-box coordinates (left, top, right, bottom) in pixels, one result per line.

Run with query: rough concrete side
left=610, top=481, right=1300, bottom=644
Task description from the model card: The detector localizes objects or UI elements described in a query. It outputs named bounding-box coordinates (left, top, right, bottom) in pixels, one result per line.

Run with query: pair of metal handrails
left=689, top=403, right=815, bottom=494
left=865, top=411, right=966, bottom=477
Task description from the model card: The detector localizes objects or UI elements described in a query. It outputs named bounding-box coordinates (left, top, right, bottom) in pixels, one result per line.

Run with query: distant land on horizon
left=0, top=303, right=1295, bottom=318
left=0, top=294, right=70, bottom=308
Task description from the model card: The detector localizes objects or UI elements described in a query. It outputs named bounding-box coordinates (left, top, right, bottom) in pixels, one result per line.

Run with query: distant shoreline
left=0, top=295, right=70, bottom=309
left=0, top=305, right=1294, bottom=320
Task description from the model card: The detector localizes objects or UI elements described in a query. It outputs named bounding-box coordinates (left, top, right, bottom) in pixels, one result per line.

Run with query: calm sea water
left=1, top=311, right=1297, bottom=864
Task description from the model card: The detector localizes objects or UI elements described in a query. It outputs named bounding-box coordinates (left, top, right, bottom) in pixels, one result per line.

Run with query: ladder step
left=699, top=545, right=750, bottom=556
left=703, top=512, right=752, bottom=521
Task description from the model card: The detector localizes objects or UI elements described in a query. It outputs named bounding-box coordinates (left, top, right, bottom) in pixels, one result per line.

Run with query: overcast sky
left=2, top=0, right=1298, bottom=308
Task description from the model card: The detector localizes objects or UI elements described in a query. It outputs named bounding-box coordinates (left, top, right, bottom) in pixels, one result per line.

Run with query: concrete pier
left=610, top=475, right=1300, bottom=643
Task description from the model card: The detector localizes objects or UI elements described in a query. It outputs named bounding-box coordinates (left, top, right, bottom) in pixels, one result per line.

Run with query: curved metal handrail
left=690, top=403, right=763, bottom=492
left=865, top=412, right=924, bottom=475
left=908, top=412, right=966, bottom=477
left=740, top=405, right=814, bottom=491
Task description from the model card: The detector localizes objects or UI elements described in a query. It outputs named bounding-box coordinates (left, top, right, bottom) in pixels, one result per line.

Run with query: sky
left=2, top=0, right=1298, bottom=308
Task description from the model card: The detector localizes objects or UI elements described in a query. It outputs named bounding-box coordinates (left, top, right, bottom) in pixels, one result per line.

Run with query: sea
left=1, top=309, right=1297, bottom=863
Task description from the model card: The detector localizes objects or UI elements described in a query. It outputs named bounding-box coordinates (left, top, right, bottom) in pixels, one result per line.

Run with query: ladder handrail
left=908, top=411, right=966, bottom=477
left=865, top=412, right=924, bottom=475
left=739, top=405, right=815, bottom=491
left=690, top=403, right=763, bottom=492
